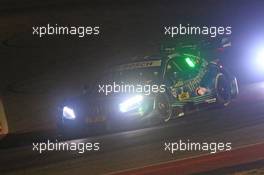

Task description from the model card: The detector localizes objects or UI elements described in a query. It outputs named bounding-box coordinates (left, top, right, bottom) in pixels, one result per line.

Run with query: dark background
left=0, top=0, right=264, bottom=94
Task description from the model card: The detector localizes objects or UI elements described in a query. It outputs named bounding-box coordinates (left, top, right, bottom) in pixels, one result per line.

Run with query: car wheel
left=155, top=94, right=173, bottom=122
left=215, top=74, right=231, bottom=107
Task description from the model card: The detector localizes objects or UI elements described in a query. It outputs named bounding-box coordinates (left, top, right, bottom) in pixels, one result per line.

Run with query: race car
left=57, top=42, right=239, bottom=134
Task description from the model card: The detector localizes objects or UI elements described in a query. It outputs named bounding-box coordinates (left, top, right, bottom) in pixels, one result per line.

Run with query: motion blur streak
left=0, top=98, right=8, bottom=137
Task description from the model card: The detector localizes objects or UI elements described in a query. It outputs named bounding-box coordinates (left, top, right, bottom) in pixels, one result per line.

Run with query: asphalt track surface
left=0, top=83, right=264, bottom=175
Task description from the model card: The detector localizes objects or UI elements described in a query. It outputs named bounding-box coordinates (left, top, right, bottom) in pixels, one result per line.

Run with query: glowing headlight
left=256, top=48, right=264, bottom=68
left=119, top=95, right=143, bottom=113
left=63, top=106, right=76, bottom=120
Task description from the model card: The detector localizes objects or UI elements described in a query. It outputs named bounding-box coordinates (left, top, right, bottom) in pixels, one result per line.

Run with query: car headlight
left=119, top=95, right=143, bottom=113
left=63, top=106, right=76, bottom=120
left=256, top=48, right=264, bottom=69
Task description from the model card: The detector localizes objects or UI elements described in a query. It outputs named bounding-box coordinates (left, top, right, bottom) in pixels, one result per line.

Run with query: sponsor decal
left=117, top=60, right=161, bottom=71
left=178, top=92, right=190, bottom=101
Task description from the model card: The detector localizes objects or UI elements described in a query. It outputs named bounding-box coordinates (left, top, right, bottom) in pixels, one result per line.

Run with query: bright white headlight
left=119, top=95, right=143, bottom=113
left=256, top=49, right=264, bottom=68
left=63, top=106, right=76, bottom=120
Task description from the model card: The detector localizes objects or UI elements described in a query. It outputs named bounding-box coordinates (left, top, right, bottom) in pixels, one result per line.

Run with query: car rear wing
left=161, top=37, right=232, bottom=54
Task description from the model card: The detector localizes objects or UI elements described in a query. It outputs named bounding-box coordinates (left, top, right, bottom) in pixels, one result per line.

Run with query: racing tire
left=155, top=94, right=173, bottom=122
left=215, top=74, right=232, bottom=107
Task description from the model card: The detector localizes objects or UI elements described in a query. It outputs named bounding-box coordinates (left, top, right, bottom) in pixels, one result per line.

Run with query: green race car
left=58, top=43, right=239, bottom=134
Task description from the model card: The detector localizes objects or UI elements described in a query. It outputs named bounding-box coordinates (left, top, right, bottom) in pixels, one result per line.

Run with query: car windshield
left=166, top=54, right=203, bottom=81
